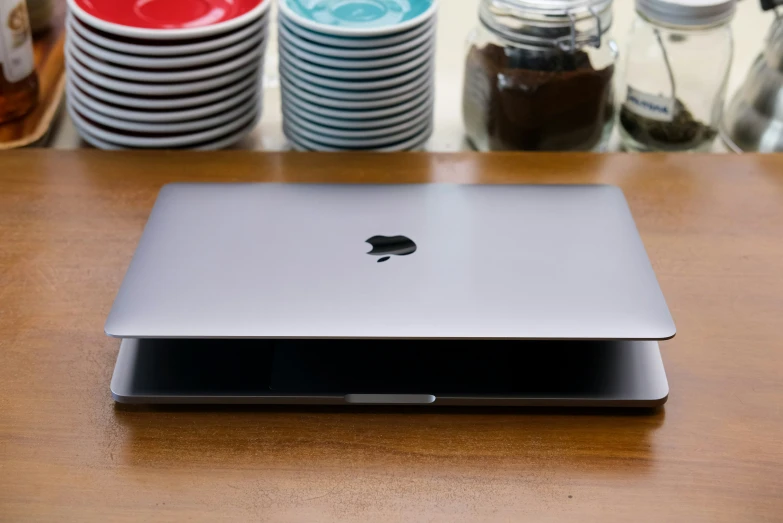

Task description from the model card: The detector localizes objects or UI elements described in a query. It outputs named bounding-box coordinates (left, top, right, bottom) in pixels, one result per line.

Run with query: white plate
left=68, top=100, right=260, bottom=148
left=67, top=68, right=260, bottom=110
left=283, top=100, right=432, bottom=138
left=279, top=73, right=430, bottom=110
left=279, top=66, right=430, bottom=108
left=67, top=14, right=268, bottom=57
left=283, top=95, right=432, bottom=133
left=76, top=129, right=122, bottom=150
left=279, top=51, right=434, bottom=91
left=278, top=60, right=432, bottom=101
left=278, top=0, right=437, bottom=38
left=66, top=54, right=259, bottom=95
left=67, top=78, right=256, bottom=122
left=67, top=20, right=266, bottom=69
left=67, top=40, right=265, bottom=83
left=67, top=0, right=272, bottom=40
left=283, top=113, right=430, bottom=148
left=68, top=87, right=258, bottom=133
left=279, top=33, right=433, bottom=75
left=285, top=120, right=432, bottom=151
left=76, top=112, right=260, bottom=150
left=278, top=21, right=434, bottom=64
left=282, top=87, right=433, bottom=125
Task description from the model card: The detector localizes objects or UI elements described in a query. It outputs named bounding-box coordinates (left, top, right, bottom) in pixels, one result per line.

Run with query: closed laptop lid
left=105, top=184, right=676, bottom=340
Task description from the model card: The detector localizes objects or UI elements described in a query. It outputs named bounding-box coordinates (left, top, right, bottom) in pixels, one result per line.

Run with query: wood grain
left=0, top=151, right=781, bottom=522
left=0, top=1, right=65, bottom=150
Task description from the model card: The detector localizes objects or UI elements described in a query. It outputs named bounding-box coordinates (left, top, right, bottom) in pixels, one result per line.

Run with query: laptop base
left=110, top=339, right=669, bottom=407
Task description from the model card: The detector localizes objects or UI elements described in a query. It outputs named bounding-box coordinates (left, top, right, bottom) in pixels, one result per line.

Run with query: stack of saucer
left=278, top=0, right=437, bottom=151
left=65, top=0, right=270, bottom=150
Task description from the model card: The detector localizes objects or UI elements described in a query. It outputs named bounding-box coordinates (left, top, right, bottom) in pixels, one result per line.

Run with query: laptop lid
left=105, top=184, right=675, bottom=340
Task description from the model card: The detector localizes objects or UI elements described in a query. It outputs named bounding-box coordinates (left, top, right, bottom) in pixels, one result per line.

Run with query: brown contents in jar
left=0, top=69, right=38, bottom=123
left=463, top=42, right=615, bottom=151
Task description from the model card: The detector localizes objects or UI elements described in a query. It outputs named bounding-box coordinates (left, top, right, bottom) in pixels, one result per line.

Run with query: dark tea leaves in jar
left=619, top=99, right=717, bottom=152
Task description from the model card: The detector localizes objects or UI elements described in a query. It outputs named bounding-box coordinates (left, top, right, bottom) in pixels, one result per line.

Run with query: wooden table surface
left=1, top=150, right=781, bottom=522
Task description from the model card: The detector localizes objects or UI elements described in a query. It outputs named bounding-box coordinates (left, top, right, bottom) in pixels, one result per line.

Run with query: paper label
left=624, top=86, right=675, bottom=123
left=0, top=0, right=35, bottom=83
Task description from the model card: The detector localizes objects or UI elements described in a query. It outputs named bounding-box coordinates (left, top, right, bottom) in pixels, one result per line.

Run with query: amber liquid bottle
left=0, top=0, right=39, bottom=124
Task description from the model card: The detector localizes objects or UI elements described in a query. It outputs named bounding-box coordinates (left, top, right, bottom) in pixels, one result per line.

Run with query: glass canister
left=0, top=0, right=38, bottom=124
left=462, top=0, right=618, bottom=152
left=618, top=0, right=735, bottom=152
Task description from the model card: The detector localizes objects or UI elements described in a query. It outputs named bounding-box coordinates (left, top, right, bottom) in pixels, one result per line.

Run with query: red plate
left=74, top=0, right=264, bottom=30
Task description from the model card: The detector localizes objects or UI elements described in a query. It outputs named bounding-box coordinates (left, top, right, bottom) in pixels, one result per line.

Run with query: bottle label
left=0, top=0, right=35, bottom=83
left=624, top=86, right=675, bottom=123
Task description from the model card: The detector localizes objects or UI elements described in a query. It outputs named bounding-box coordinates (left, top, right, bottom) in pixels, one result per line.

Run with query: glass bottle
left=462, top=0, right=618, bottom=152
left=0, top=0, right=39, bottom=124
left=27, top=0, right=54, bottom=35
left=618, top=0, right=735, bottom=152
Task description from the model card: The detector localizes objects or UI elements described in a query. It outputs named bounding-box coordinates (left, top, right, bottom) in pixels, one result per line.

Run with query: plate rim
left=68, top=100, right=260, bottom=147
left=277, top=14, right=435, bottom=58
left=279, top=48, right=434, bottom=91
left=67, top=19, right=267, bottom=69
left=67, top=84, right=258, bottom=131
left=278, top=59, right=432, bottom=100
left=278, top=29, right=432, bottom=74
left=285, top=119, right=433, bottom=151
left=282, top=99, right=432, bottom=138
left=66, top=39, right=266, bottom=83
left=67, top=13, right=268, bottom=57
left=279, top=70, right=430, bottom=110
left=67, top=0, right=272, bottom=40
left=281, top=84, right=434, bottom=123
left=67, top=66, right=261, bottom=109
left=284, top=112, right=431, bottom=147
left=278, top=0, right=437, bottom=38
left=66, top=53, right=260, bottom=95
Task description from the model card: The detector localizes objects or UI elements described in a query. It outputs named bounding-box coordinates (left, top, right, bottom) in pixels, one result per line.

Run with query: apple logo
left=365, top=235, right=417, bottom=263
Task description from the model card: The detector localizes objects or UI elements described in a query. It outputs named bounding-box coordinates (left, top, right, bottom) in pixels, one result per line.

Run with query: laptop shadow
left=111, top=401, right=665, bottom=479
left=115, top=402, right=665, bottom=417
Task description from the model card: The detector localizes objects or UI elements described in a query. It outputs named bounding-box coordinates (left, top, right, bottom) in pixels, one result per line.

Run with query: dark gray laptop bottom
left=110, top=339, right=669, bottom=407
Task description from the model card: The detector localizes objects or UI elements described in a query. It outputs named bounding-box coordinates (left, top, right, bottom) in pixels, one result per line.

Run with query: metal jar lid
left=479, top=0, right=614, bottom=52
left=636, top=0, right=736, bottom=28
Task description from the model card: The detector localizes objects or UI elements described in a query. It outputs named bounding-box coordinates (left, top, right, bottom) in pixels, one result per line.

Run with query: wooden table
left=1, top=151, right=781, bottom=522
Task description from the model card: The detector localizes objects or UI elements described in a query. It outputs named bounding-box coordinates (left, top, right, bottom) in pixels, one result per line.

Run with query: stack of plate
left=278, top=0, right=437, bottom=151
left=65, top=0, right=270, bottom=150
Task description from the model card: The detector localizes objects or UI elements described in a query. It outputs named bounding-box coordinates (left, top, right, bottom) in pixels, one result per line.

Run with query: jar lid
left=488, top=0, right=612, bottom=24
left=636, top=0, right=736, bottom=27
left=481, top=0, right=613, bottom=51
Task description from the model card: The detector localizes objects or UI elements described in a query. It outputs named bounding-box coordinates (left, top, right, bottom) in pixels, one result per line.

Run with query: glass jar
left=462, top=0, right=618, bottom=152
left=26, top=0, right=54, bottom=35
left=0, top=0, right=39, bottom=124
left=618, top=0, right=735, bottom=152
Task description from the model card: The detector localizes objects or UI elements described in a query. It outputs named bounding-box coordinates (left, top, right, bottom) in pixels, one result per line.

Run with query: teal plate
left=280, top=0, right=436, bottom=36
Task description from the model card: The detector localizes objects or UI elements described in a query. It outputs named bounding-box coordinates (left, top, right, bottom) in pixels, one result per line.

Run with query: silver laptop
left=107, top=184, right=675, bottom=407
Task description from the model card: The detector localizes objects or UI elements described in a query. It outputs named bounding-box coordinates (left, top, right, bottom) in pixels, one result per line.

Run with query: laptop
left=106, top=184, right=675, bottom=407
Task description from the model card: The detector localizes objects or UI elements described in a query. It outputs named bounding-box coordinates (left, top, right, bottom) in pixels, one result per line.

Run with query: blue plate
left=278, top=12, right=435, bottom=51
left=280, top=0, right=436, bottom=35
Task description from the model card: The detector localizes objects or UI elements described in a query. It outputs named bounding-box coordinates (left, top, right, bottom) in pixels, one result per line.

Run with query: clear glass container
left=618, top=4, right=734, bottom=152
left=462, top=0, right=618, bottom=152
